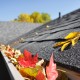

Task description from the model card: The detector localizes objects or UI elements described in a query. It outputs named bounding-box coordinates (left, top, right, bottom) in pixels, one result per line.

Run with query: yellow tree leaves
left=53, top=32, right=80, bottom=51
left=31, top=12, right=43, bottom=23
left=14, top=12, right=51, bottom=23
left=17, top=14, right=33, bottom=23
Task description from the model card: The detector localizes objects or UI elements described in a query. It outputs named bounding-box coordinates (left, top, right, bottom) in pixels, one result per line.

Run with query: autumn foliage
left=53, top=32, right=80, bottom=51
left=14, top=12, right=51, bottom=23
left=0, top=44, right=58, bottom=80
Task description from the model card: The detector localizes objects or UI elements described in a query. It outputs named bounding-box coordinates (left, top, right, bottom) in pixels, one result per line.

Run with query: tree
left=30, top=12, right=44, bottom=23
left=42, top=13, right=51, bottom=22
left=17, top=13, right=33, bottom=23
left=14, top=12, right=51, bottom=23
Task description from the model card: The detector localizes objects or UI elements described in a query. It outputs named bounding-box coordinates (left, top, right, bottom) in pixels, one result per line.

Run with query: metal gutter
left=1, top=51, right=24, bottom=80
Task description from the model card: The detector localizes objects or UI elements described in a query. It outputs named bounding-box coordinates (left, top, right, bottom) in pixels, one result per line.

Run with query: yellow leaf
left=61, top=42, right=70, bottom=51
left=53, top=40, right=70, bottom=48
left=19, top=67, right=38, bottom=78
left=53, top=32, right=80, bottom=51
left=19, top=66, right=42, bottom=78
left=65, top=32, right=79, bottom=39
left=72, top=36, right=80, bottom=46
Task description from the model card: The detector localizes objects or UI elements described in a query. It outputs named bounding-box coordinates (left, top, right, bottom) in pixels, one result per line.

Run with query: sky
left=0, top=0, right=80, bottom=21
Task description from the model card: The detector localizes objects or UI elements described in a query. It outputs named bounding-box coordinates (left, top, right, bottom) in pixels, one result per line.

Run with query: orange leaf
left=36, top=70, right=45, bottom=80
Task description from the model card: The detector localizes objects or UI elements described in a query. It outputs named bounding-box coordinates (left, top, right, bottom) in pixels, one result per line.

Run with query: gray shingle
left=0, top=21, right=42, bottom=44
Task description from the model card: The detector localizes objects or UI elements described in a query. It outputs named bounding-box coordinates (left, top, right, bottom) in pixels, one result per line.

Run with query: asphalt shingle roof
left=0, top=9, right=80, bottom=72
left=0, top=21, right=42, bottom=44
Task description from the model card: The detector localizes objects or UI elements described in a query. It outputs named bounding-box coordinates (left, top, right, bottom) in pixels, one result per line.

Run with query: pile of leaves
left=0, top=45, right=58, bottom=80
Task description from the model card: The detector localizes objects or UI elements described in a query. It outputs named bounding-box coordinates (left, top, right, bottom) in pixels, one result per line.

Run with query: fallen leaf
left=65, top=32, right=79, bottom=39
left=19, top=66, right=43, bottom=79
left=53, top=40, right=70, bottom=48
left=18, top=49, right=38, bottom=67
left=53, top=32, right=80, bottom=51
left=36, top=70, right=45, bottom=80
left=61, top=42, right=70, bottom=51
left=5, top=45, right=15, bottom=57
left=46, top=53, right=58, bottom=80
left=14, top=50, right=22, bottom=58
left=36, top=59, right=44, bottom=66
left=71, top=36, right=80, bottom=46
